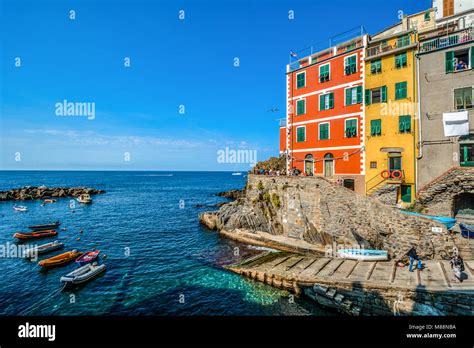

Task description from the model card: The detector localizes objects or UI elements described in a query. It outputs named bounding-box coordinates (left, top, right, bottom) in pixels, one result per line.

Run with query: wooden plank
left=313, top=258, right=333, bottom=277
left=285, top=257, right=305, bottom=271
left=366, top=262, right=377, bottom=281
left=345, top=261, right=359, bottom=278
left=272, top=256, right=292, bottom=268
left=327, top=259, right=345, bottom=277
left=438, top=261, right=451, bottom=288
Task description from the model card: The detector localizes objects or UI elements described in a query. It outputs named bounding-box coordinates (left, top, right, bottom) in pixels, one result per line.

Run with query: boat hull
left=24, top=242, right=64, bottom=258
left=60, top=264, right=106, bottom=285
left=14, top=230, right=58, bottom=240
left=39, top=251, right=83, bottom=267
left=337, top=249, right=389, bottom=261
left=28, top=222, right=60, bottom=231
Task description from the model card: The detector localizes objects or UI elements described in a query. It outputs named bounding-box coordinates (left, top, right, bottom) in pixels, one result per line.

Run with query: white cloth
left=443, top=111, right=469, bottom=137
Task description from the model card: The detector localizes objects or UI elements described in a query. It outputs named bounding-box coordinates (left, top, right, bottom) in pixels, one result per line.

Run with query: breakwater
left=0, top=186, right=105, bottom=201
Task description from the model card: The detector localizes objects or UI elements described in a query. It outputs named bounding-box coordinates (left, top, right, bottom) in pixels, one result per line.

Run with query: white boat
left=60, top=262, right=106, bottom=285
left=337, top=249, right=388, bottom=261
left=232, top=172, right=243, bottom=176
left=13, top=205, right=28, bottom=212
left=24, top=241, right=64, bottom=258
left=76, top=193, right=92, bottom=204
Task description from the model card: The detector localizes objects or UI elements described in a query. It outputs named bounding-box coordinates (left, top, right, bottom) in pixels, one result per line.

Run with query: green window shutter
left=356, top=86, right=363, bottom=104
left=399, top=116, right=404, bottom=132
left=296, top=100, right=305, bottom=115
left=399, top=115, right=411, bottom=133
left=365, top=89, right=371, bottom=105
left=381, top=86, right=387, bottom=102
left=446, top=51, right=454, bottom=73
left=396, top=82, right=407, bottom=100
left=345, top=119, right=357, bottom=137
left=297, top=127, right=305, bottom=142
left=395, top=83, right=400, bottom=100
left=345, top=89, right=351, bottom=105
left=319, top=123, right=329, bottom=140
left=471, top=47, right=474, bottom=69
left=329, top=93, right=334, bottom=109
left=402, top=53, right=407, bottom=66
left=319, top=94, right=325, bottom=110
left=297, top=73, right=305, bottom=88
left=371, top=119, right=381, bottom=136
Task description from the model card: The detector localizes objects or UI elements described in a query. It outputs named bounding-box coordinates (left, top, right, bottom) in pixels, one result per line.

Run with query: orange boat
left=38, top=250, right=83, bottom=267
left=13, top=230, right=58, bottom=240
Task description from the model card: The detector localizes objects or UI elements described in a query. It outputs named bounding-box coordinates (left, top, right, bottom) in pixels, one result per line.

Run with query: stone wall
left=201, top=175, right=457, bottom=260
left=415, top=167, right=474, bottom=216
left=304, top=282, right=473, bottom=316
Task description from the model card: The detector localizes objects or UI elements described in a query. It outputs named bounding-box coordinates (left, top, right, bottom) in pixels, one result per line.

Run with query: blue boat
left=337, top=249, right=388, bottom=261
left=460, top=223, right=474, bottom=239
left=399, top=211, right=457, bottom=230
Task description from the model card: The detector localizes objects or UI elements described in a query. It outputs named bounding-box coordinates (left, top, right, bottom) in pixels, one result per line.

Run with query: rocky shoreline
left=0, top=186, right=106, bottom=201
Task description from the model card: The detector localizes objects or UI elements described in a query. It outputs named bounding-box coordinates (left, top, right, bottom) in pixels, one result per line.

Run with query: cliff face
left=200, top=175, right=457, bottom=260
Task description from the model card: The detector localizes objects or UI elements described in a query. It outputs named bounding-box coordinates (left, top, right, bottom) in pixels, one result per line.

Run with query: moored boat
left=13, top=205, right=28, bottom=212
left=60, top=263, right=106, bottom=286
left=24, top=241, right=64, bottom=258
left=38, top=250, right=82, bottom=267
left=13, top=230, right=58, bottom=240
left=77, top=193, right=92, bottom=204
left=28, top=221, right=60, bottom=231
left=75, top=250, right=100, bottom=266
left=232, top=172, right=243, bottom=176
left=399, top=211, right=457, bottom=230
left=460, top=223, right=474, bottom=239
left=337, top=249, right=389, bottom=261
left=43, top=199, right=57, bottom=204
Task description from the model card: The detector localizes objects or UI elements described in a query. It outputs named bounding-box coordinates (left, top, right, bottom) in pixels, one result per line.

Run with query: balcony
left=367, top=35, right=414, bottom=58
left=419, top=27, right=473, bottom=54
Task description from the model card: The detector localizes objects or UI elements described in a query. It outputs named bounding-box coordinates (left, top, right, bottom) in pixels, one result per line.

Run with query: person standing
left=450, top=251, right=465, bottom=283
left=407, top=245, right=422, bottom=272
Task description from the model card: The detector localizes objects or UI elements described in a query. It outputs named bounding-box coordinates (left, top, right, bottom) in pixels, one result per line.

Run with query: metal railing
left=367, top=35, right=414, bottom=57
left=419, top=27, right=473, bottom=53
left=366, top=170, right=405, bottom=194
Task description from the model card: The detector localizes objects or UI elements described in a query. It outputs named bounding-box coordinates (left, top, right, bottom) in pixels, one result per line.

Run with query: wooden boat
left=24, top=241, right=64, bottom=258
left=77, top=194, right=92, bottom=204
left=13, top=230, right=58, bottom=240
left=460, top=223, right=474, bottom=239
left=337, top=249, right=389, bottom=261
left=75, top=250, right=100, bottom=266
left=232, top=172, right=243, bottom=176
left=43, top=199, right=57, bottom=204
left=28, top=221, right=60, bottom=230
left=60, top=263, right=106, bottom=286
left=13, top=205, right=28, bottom=212
left=38, top=250, right=82, bottom=267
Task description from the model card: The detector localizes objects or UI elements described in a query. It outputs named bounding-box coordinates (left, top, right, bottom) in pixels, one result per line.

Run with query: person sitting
left=450, top=252, right=465, bottom=283
left=407, top=245, right=422, bottom=272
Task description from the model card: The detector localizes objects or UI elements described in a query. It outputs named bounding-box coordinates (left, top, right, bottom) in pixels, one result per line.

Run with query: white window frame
left=344, top=54, right=358, bottom=75
left=344, top=118, right=358, bottom=138
left=296, top=71, right=306, bottom=88
left=296, top=126, right=306, bottom=142
left=296, top=98, right=306, bottom=115
left=344, top=86, right=359, bottom=106
left=318, top=122, right=331, bottom=140
left=319, top=63, right=331, bottom=82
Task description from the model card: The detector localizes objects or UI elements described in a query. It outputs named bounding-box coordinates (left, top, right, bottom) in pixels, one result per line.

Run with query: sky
left=0, top=0, right=432, bottom=171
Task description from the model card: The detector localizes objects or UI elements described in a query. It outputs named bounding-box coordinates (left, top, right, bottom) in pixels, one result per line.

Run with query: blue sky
left=0, top=0, right=431, bottom=170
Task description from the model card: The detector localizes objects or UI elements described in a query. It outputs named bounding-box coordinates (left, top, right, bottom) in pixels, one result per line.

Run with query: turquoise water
left=0, top=171, right=327, bottom=315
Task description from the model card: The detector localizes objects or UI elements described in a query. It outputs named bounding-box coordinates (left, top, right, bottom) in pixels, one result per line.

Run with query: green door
left=401, top=185, right=412, bottom=203
left=389, top=157, right=402, bottom=171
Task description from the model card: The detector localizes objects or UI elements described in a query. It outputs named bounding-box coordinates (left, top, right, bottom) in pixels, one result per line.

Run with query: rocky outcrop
left=415, top=167, right=474, bottom=216
left=200, top=175, right=457, bottom=260
left=0, top=186, right=105, bottom=201
left=215, top=189, right=245, bottom=200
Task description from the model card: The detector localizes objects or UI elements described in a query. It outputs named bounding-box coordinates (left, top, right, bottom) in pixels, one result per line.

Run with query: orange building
left=280, top=33, right=368, bottom=193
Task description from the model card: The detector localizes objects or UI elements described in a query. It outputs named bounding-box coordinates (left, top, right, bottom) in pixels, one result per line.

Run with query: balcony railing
left=367, top=35, right=414, bottom=57
left=419, top=27, right=473, bottom=54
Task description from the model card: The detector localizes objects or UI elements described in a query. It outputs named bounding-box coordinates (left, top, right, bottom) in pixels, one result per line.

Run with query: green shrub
left=263, top=192, right=270, bottom=202
left=257, top=181, right=264, bottom=191
left=271, top=193, right=280, bottom=208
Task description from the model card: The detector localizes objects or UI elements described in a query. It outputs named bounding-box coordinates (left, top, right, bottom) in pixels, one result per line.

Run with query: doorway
left=304, top=154, right=314, bottom=175
left=324, top=153, right=334, bottom=178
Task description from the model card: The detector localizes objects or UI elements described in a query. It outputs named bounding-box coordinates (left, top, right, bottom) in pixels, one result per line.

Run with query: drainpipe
left=415, top=53, right=423, bottom=194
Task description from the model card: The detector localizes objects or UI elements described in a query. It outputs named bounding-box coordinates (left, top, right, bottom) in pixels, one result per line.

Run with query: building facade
left=417, top=8, right=474, bottom=192
left=364, top=10, right=436, bottom=206
left=281, top=34, right=367, bottom=193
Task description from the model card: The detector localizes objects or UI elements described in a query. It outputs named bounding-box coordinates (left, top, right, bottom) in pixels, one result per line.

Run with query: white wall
left=433, top=0, right=474, bottom=19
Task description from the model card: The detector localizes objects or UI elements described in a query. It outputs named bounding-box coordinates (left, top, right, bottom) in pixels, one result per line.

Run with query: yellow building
left=364, top=9, right=435, bottom=206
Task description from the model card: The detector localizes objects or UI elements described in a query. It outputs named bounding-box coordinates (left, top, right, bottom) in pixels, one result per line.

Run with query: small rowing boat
left=13, top=205, right=28, bottom=212
left=43, top=199, right=57, bottom=204
left=28, top=221, right=60, bottom=231
left=460, top=223, right=474, bottom=239
left=75, top=250, right=100, bottom=266
left=399, top=211, right=457, bottom=230
left=13, top=230, right=58, bottom=240
left=24, top=241, right=64, bottom=258
left=337, top=249, right=389, bottom=261
left=60, top=263, right=106, bottom=286
left=38, top=250, right=82, bottom=267
left=77, top=194, right=92, bottom=204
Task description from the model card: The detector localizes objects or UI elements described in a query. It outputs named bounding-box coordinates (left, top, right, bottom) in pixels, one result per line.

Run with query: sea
left=0, top=171, right=330, bottom=316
